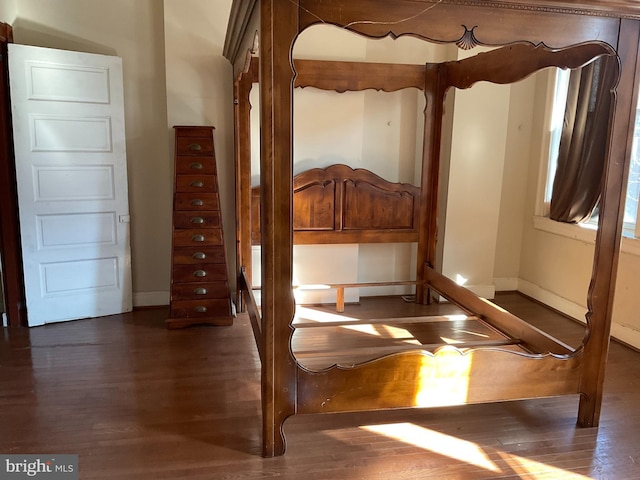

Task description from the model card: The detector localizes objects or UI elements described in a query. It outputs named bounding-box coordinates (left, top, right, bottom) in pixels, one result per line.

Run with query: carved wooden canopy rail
left=237, top=41, right=615, bottom=288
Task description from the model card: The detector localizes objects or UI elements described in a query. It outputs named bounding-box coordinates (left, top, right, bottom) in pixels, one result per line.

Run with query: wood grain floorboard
left=0, top=294, right=639, bottom=478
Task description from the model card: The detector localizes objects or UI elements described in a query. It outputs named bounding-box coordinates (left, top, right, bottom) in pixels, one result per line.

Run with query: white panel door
left=8, top=44, right=132, bottom=326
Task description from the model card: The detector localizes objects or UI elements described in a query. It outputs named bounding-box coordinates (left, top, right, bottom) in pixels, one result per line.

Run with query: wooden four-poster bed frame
left=223, top=0, right=640, bottom=457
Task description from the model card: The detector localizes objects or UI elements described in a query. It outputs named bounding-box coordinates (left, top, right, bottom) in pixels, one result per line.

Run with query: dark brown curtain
left=550, top=56, right=617, bottom=223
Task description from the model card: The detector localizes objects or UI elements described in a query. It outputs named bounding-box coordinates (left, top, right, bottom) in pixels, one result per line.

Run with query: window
left=624, top=109, right=640, bottom=237
left=543, top=68, right=570, bottom=213
left=544, top=67, right=640, bottom=238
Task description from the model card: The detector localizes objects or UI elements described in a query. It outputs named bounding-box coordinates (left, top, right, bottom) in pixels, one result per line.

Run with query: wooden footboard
left=296, top=348, right=582, bottom=415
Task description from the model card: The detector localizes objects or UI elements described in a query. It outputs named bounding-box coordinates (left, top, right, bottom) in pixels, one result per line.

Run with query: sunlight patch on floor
left=336, top=324, right=421, bottom=343
left=496, top=450, right=593, bottom=479
left=294, top=306, right=359, bottom=324
left=361, top=422, right=500, bottom=472
left=340, top=323, right=382, bottom=336
left=379, top=325, right=421, bottom=344
left=358, top=422, right=593, bottom=478
left=293, top=307, right=423, bottom=344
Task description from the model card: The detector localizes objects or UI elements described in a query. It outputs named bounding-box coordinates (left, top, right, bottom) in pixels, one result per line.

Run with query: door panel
left=8, top=44, right=132, bottom=326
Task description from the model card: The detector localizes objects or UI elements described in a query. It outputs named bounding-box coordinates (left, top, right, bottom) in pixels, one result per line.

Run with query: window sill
left=532, top=215, right=640, bottom=257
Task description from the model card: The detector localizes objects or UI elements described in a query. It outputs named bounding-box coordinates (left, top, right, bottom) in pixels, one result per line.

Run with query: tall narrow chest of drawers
left=167, top=126, right=233, bottom=328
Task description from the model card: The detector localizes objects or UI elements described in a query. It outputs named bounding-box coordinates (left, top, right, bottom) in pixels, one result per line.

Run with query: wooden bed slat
left=293, top=314, right=482, bottom=328
left=295, top=280, right=423, bottom=289
left=292, top=305, right=522, bottom=369
left=294, top=339, right=523, bottom=359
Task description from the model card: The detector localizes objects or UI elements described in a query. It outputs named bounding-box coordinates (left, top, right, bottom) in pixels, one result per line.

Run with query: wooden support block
left=336, top=287, right=345, bottom=313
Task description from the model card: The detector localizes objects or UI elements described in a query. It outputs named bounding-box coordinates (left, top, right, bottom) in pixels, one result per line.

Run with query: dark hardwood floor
left=1, top=293, right=639, bottom=479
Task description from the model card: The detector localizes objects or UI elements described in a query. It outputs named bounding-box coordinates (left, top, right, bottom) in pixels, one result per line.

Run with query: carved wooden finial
left=456, top=25, right=480, bottom=50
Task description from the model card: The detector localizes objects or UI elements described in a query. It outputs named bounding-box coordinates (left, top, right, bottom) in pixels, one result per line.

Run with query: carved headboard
left=251, top=164, right=420, bottom=245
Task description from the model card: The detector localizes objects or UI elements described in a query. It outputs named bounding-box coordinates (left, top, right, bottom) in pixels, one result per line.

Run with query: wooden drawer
left=176, top=175, right=218, bottom=193
left=175, top=156, right=217, bottom=175
left=171, top=281, right=230, bottom=300
left=170, top=299, right=231, bottom=319
left=172, top=228, right=222, bottom=246
left=175, top=136, right=214, bottom=156
left=172, top=246, right=225, bottom=264
left=173, top=211, right=220, bottom=229
left=172, top=263, right=228, bottom=282
left=174, top=193, right=219, bottom=211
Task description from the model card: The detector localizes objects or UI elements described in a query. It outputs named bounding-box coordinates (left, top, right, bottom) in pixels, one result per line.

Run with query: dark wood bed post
left=578, top=19, right=640, bottom=427
left=259, top=0, right=298, bottom=458
left=416, top=64, right=446, bottom=304
left=233, top=56, right=256, bottom=312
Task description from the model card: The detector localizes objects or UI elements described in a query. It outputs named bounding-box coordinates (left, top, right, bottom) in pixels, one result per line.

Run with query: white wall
left=0, top=0, right=16, bottom=24
left=611, top=251, right=640, bottom=347
left=163, top=0, right=235, bottom=296
left=493, top=75, right=538, bottom=290
left=441, top=49, right=511, bottom=298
